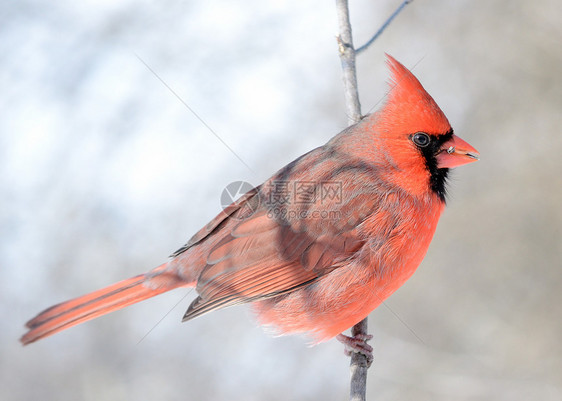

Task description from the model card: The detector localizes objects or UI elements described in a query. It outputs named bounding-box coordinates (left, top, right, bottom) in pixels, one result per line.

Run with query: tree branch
left=349, top=319, right=370, bottom=401
left=356, top=0, right=413, bottom=54
left=335, top=0, right=362, bottom=125
left=335, top=1, right=412, bottom=399
left=335, top=1, right=369, bottom=400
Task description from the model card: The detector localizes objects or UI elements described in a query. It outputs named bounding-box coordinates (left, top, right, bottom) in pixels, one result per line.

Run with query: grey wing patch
left=181, top=294, right=249, bottom=322
left=181, top=296, right=224, bottom=322
left=181, top=276, right=319, bottom=323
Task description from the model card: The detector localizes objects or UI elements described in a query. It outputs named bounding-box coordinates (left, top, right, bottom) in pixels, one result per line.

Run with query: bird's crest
left=381, top=54, right=451, bottom=135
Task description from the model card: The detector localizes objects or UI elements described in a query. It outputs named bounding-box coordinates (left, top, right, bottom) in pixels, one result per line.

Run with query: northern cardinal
left=21, top=56, right=478, bottom=356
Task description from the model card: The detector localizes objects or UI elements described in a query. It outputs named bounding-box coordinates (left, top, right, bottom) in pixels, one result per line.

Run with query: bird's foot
left=336, top=333, right=373, bottom=366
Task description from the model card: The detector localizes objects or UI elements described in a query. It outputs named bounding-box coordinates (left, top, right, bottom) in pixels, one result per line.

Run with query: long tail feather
left=20, top=263, right=188, bottom=345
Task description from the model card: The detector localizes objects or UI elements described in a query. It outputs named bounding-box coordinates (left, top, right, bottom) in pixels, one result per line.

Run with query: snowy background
left=2, top=0, right=561, bottom=400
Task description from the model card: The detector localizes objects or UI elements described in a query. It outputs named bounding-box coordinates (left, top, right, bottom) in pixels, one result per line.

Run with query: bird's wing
left=170, top=186, right=261, bottom=257
left=181, top=147, right=389, bottom=320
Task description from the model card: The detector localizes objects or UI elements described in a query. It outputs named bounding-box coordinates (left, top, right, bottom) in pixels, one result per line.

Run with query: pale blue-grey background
left=2, top=1, right=561, bottom=400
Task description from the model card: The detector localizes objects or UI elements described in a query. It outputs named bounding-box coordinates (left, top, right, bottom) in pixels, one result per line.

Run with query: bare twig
left=349, top=319, right=370, bottom=400
left=335, top=1, right=369, bottom=400
left=335, top=0, right=362, bottom=125
left=356, top=0, right=413, bottom=54
left=335, top=0, right=413, bottom=399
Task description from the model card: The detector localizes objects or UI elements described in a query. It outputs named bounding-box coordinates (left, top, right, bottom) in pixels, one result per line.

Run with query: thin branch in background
left=136, top=289, right=194, bottom=345
left=356, top=0, right=413, bottom=54
left=379, top=301, right=425, bottom=344
left=134, top=53, right=255, bottom=174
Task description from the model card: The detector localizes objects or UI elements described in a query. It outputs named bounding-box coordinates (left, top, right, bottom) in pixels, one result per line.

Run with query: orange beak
left=436, top=134, right=479, bottom=169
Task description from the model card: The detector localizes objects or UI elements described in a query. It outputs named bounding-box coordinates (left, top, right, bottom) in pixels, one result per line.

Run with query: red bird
left=21, top=56, right=478, bottom=357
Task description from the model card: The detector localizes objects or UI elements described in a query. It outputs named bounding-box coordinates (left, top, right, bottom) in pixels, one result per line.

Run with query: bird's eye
left=412, top=132, right=430, bottom=147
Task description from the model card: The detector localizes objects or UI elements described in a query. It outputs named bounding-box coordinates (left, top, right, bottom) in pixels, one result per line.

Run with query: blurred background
left=2, top=0, right=561, bottom=400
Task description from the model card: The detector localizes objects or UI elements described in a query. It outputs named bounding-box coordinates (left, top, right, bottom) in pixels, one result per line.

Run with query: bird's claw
left=336, top=333, right=374, bottom=366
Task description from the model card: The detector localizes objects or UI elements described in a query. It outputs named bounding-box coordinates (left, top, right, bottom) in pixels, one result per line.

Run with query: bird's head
left=367, top=55, right=479, bottom=201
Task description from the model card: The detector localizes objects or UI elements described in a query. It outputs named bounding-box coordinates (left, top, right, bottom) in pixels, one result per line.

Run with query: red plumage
left=21, top=55, right=478, bottom=346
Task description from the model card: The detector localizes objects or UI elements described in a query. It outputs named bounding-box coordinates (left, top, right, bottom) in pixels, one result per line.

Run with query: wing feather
left=180, top=146, right=391, bottom=320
